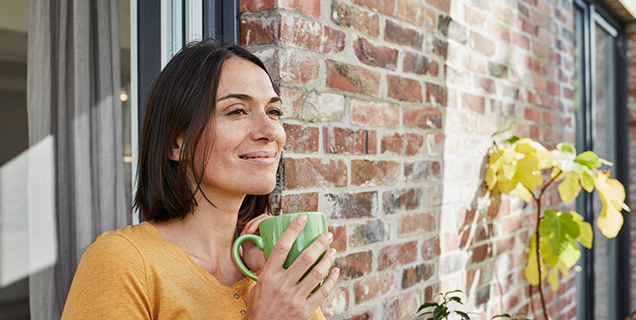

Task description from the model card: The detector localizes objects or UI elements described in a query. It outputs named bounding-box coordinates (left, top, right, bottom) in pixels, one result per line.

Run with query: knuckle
left=273, top=242, right=291, bottom=255
left=297, top=252, right=315, bottom=265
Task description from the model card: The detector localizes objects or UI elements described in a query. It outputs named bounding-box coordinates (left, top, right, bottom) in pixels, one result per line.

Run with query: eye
left=227, top=107, right=247, bottom=116
left=267, top=108, right=283, bottom=118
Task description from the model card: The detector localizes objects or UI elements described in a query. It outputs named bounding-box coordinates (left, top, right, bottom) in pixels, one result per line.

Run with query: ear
left=169, top=134, right=184, bottom=161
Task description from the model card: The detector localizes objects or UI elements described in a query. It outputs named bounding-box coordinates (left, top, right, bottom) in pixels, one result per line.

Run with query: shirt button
left=241, top=310, right=246, bottom=315
left=234, top=293, right=240, bottom=299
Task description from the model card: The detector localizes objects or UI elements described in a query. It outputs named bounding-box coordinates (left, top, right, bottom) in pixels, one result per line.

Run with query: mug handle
left=232, top=234, right=264, bottom=281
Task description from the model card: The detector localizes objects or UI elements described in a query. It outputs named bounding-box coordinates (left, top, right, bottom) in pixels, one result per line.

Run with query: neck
left=151, top=192, right=246, bottom=286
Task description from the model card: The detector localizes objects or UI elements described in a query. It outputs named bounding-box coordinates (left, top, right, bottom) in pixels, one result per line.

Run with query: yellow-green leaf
left=575, top=151, right=602, bottom=168
left=539, top=210, right=580, bottom=256
left=515, top=156, right=543, bottom=191
left=580, top=170, right=595, bottom=192
left=570, top=211, right=593, bottom=249
left=513, top=183, right=533, bottom=203
left=558, top=173, right=582, bottom=204
left=595, top=173, right=629, bottom=238
left=547, top=260, right=570, bottom=292
left=524, top=235, right=546, bottom=285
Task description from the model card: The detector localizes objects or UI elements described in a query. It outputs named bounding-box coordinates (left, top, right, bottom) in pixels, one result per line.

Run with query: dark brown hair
left=134, top=39, right=276, bottom=223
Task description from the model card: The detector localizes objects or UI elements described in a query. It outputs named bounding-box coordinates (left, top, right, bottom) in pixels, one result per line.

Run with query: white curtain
left=27, top=0, right=127, bottom=318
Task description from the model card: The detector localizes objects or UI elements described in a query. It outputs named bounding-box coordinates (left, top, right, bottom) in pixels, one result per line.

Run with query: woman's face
left=197, top=57, right=286, bottom=200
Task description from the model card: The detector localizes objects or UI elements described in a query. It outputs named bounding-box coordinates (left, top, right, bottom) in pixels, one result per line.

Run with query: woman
left=62, top=39, right=339, bottom=319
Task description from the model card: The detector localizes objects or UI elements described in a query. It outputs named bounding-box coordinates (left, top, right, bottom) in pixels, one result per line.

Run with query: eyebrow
left=217, top=93, right=282, bottom=104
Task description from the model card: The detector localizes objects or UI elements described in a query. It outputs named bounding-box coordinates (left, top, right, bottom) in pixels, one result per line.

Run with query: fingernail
left=332, top=267, right=340, bottom=275
left=295, top=214, right=307, bottom=224
left=325, top=232, right=333, bottom=242
left=328, top=248, right=336, bottom=256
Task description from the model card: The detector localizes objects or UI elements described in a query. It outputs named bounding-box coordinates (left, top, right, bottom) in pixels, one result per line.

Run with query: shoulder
left=82, top=223, right=153, bottom=267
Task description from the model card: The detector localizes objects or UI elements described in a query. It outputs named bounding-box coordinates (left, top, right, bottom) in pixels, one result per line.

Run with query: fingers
left=264, top=214, right=307, bottom=270
left=240, top=214, right=271, bottom=235
left=286, top=232, right=333, bottom=282
left=307, top=266, right=340, bottom=307
left=296, top=246, right=337, bottom=294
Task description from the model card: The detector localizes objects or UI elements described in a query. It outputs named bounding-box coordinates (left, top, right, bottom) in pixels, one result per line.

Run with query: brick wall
left=627, top=21, right=636, bottom=313
left=240, top=0, right=577, bottom=319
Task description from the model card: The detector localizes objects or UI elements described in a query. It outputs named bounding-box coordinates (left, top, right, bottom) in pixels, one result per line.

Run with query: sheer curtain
left=27, top=0, right=127, bottom=317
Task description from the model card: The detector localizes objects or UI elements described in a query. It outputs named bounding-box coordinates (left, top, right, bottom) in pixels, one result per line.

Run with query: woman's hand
left=245, top=214, right=339, bottom=320
left=238, top=214, right=271, bottom=272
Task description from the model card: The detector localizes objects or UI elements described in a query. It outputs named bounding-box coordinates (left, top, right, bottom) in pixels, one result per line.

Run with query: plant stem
left=531, top=168, right=563, bottom=320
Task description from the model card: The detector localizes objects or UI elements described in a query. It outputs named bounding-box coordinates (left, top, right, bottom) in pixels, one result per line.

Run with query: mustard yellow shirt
left=62, top=222, right=326, bottom=320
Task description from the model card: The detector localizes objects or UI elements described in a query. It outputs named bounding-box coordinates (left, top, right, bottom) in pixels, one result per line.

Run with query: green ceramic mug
left=232, top=212, right=328, bottom=283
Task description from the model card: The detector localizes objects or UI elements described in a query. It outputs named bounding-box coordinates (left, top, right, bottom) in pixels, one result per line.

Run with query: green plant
left=485, top=136, right=630, bottom=319
left=417, top=290, right=472, bottom=320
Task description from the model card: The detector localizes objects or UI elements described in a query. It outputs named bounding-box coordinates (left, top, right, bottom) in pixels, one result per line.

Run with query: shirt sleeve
left=61, top=234, right=152, bottom=320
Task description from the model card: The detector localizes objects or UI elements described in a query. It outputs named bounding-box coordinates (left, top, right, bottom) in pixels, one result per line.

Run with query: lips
left=238, top=150, right=277, bottom=161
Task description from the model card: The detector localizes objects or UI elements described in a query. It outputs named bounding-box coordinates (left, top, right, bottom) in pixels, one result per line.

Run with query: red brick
left=461, top=92, right=486, bottom=114
left=280, top=14, right=345, bottom=54
left=351, top=100, right=400, bottom=127
left=283, top=158, right=347, bottom=189
left=514, top=32, right=530, bottom=50
left=324, top=127, right=377, bottom=155
left=354, top=0, right=396, bottom=16
left=428, top=35, right=448, bottom=59
left=399, top=213, right=436, bottom=236
left=378, top=241, right=418, bottom=270
left=538, top=26, right=555, bottom=47
left=547, top=81, right=560, bottom=96
left=352, top=160, right=401, bottom=186
left=240, top=15, right=278, bottom=46
left=541, top=110, right=557, bottom=126
left=354, top=273, right=395, bottom=303
left=320, top=285, right=350, bottom=317
left=279, top=48, right=319, bottom=84
left=279, top=0, right=320, bottom=18
left=470, top=31, right=495, bottom=56
left=331, top=1, right=380, bottom=37
left=426, top=0, right=450, bottom=12
left=385, top=19, right=424, bottom=50
left=524, top=106, right=541, bottom=122
left=281, top=192, right=318, bottom=213
left=405, top=133, right=424, bottom=156
left=402, top=263, right=434, bottom=288
left=382, top=188, right=422, bottom=213
left=384, top=291, right=420, bottom=319
left=397, top=0, right=436, bottom=30
left=240, top=0, right=275, bottom=12
left=328, top=225, right=347, bottom=252
left=403, top=106, right=442, bottom=129
left=465, top=4, right=486, bottom=27
left=426, top=82, right=447, bottom=106
left=426, top=133, right=444, bottom=156
left=278, top=87, right=303, bottom=117
left=381, top=133, right=404, bottom=155
left=283, top=124, right=319, bottom=153
left=493, top=2, right=513, bottom=22
left=326, top=60, right=381, bottom=96
left=521, top=18, right=536, bottom=35
left=404, top=160, right=441, bottom=182
left=531, top=73, right=547, bottom=91
left=387, top=75, right=423, bottom=102
left=353, top=37, right=398, bottom=70
left=403, top=52, right=436, bottom=76
left=422, top=236, right=440, bottom=260
left=537, top=0, right=555, bottom=16
left=325, top=192, right=377, bottom=219
left=333, top=251, right=372, bottom=280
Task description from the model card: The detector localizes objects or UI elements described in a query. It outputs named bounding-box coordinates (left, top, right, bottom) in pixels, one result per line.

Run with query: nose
left=250, top=110, right=285, bottom=143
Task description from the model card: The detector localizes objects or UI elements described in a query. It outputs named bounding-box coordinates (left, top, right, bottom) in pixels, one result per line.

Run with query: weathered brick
left=397, top=0, right=436, bottom=30
left=426, top=0, right=450, bottom=13
left=340, top=309, right=376, bottom=320
left=279, top=48, right=319, bottom=83
left=326, top=60, right=381, bottom=96
left=438, top=16, right=467, bottom=44
left=426, top=82, right=447, bottom=106
left=280, top=14, right=345, bottom=54
left=281, top=192, right=319, bottom=213
left=331, top=1, right=380, bottom=37
left=489, top=61, right=508, bottom=78
left=383, top=290, right=420, bottom=319
left=404, top=160, right=441, bottom=182
left=298, top=92, right=346, bottom=122
left=385, top=19, right=424, bottom=50
left=352, top=160, right=401, bottom=186
left=381, top=133, right=404, bottom=155
left=399, top=212, right=436, bottom=236
left=279, top=0, right=321, bottom=18
left=325, top=192, right=378, bottom=219
left=353, top=36, right=398, bottom=70
left=465, top=4, right=486, bottom=27
left=461, top=92, right=486, bottom=114
left=324, top=127, right=377, bottom=155
left=489, top=20, right=511, bottom=42
left=333, top=251, right=373, bottom=280
left=405, top=133, right=424, bottom=156
left=378, top=241, right=418, bottom=271
left=403, top=52, right=438, bottom=76
left=475, top=76, right=496, bottom=94
left=278, top=86, right=303, bottom=118
left=470, top=243, right=493, bottom=264
left=353, top=0, right=396, bottom=16
left=283, top=124, right=319, bottom=153
left=387, top=75, right=423, bottom=103
left=354, top=273, right=395, bottom=303
left=284, top=158, right=347, bottom=189
left=240, top=15, right=278, bottom=46
left=426, top=133, right=444, bottom=156
left=403, top=106, right=442, bottom=129
left=470, top=31, right=495, bottom=56
left=350, top=219, right=386, bottom=247
left=320, top=285, right=350, bottom=317
left=402, top=263, right=434, bottom=288
left=421, top=236, right=440, bottom=260
left=240, top=0, right=275, bottom=12
left=383, top=188, right=422, bottom=213
left=328, top=225, right=347, bottom=252
left=351, top=100, right=400, bottom=128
